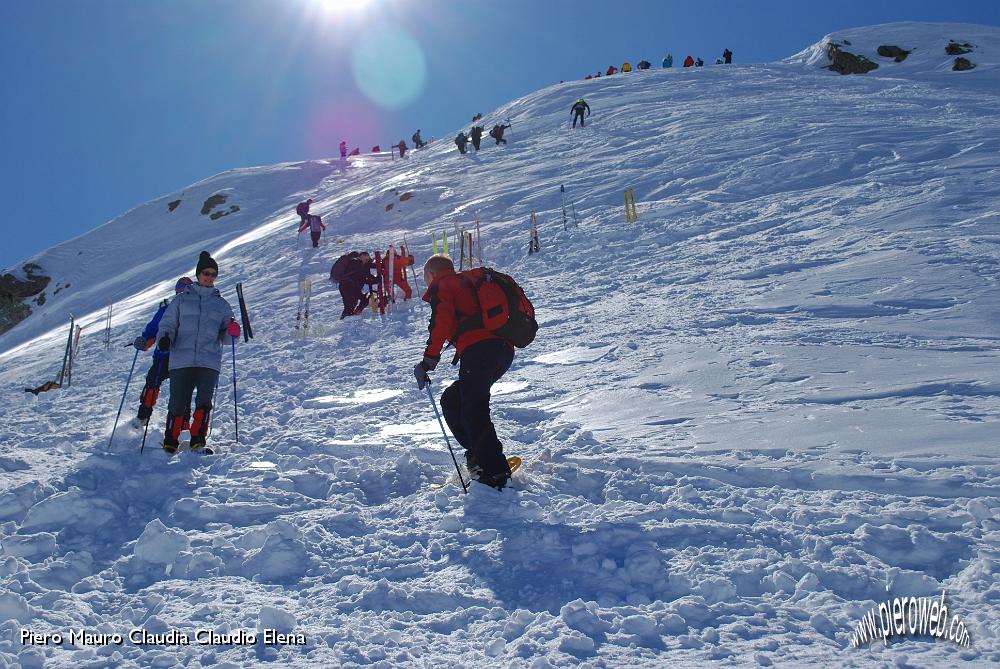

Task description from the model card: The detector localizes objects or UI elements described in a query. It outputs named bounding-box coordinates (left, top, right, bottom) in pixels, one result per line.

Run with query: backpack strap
left=454, top=273, right=484, bottom=339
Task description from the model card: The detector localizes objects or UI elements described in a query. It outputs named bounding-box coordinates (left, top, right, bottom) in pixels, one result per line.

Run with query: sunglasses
left=200, top=270, right=218, bottom=277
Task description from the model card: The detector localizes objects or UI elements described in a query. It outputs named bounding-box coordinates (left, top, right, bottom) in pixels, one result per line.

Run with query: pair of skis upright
left=294, top=278, right=312, bottom=337
left=373, top=246, right=396, bottom=315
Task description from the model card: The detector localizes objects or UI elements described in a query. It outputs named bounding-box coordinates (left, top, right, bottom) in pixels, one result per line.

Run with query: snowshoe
left=189, top=442, right=214, bottom=455
left=476, top=470, right=510, bottom=491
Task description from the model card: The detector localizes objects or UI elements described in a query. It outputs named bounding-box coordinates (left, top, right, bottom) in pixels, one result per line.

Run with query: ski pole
left=140, top=355, right=166, bottom=454
left=107, top=347, right=140, bottom=450
left=207, top=373, right=221, bottom=438
left=424, top=379, right=468, bottom=493
left=231, top=334, right=239, bottom=444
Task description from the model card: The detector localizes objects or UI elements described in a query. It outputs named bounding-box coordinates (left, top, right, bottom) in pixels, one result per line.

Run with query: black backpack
left=329, top=253, right=357, bottom=282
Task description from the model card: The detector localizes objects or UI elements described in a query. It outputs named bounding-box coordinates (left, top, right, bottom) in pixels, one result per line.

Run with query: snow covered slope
left=1, top=22, right=998, bottom=668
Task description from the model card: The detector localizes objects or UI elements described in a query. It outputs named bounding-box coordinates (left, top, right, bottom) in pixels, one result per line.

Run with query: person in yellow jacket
left=621, top=62, right=632, bottom=73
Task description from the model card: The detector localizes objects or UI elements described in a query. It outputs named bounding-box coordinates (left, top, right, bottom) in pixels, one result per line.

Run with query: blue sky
left=2, top=0, right=998, bottom=272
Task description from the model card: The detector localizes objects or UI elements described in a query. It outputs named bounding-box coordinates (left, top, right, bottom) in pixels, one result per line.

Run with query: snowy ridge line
left=1, top=21, right=999, bottom=668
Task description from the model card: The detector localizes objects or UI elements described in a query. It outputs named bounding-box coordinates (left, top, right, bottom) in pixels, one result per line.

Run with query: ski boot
left=162, top=413, right=184, bottom=455
left=188, top=406, right=214, bottom=455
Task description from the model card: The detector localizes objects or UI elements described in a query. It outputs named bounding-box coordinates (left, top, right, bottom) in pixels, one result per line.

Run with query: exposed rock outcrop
left=167, top=199, right=181, bottom=212
left=201, top=194, right=228, bottom=215
left=0, top=263, right=50, bottom=335
left=209, top=205, right=240, bottom=220
left=876, top=45, right=910, bottom=62
left=953, top=57, right=976, bottom=71
left=826, top=43, right=878, bottom=75
left=946, top=41, right=974, bottom=56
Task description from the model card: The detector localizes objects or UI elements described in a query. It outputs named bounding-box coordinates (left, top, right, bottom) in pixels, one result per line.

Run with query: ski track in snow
left=1, top=22, right=999, bottom=668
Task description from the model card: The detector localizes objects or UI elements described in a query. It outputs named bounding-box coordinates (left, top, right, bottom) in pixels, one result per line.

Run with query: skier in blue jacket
left=157, top=252, right=239, bottom=453
left=131, top=276, right=192, bottom=426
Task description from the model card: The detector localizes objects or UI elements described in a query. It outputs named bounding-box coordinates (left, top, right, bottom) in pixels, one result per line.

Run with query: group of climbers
left=583, top=48, right=732, bottom=79
left=455, top=121, right=510, bottom=154
left=339, top=128, right=430, bottom=162
left=329, top=246, right=415, bottom=319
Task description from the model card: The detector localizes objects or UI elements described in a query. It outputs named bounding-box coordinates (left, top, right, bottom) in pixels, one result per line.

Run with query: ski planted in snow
left=236, top=282, right=254, bottom=342
left=528, top=213, right=540, bottom=256
left=302, top=278, right=313, bottom=336
left=375, top=252, right=386, bottom=315
left=294, top=278, right=312, bottom=337
left=387, top=244, right=396, bottom=305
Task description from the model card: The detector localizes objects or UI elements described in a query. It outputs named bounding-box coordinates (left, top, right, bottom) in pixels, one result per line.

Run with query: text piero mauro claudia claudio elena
left=21, top=628, right=306, bottom=647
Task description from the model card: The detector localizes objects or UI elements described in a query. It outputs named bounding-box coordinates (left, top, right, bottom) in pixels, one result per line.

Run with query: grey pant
left=167, top=366, right=219, bottom=415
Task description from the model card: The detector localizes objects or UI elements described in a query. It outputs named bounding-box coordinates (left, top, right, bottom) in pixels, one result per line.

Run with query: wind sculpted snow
left=1, top=22, right=999, bottom=668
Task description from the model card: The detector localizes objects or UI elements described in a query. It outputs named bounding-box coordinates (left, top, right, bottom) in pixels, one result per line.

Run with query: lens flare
left=350, top=25, right=427, bottom=110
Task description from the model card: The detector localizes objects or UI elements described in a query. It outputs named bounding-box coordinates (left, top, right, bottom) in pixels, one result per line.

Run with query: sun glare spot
left=351, top=25, right=427, bottom=110
left=317, top=0, right=372, bottom=12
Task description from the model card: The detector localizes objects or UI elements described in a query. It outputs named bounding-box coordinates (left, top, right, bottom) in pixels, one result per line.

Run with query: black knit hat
left=196, top=251, right=218, bottom=276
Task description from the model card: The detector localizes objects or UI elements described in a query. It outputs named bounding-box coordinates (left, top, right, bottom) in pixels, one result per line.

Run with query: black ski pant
left=339, top=280, right=367, bottom=319
left=167, top=367, right=218, bottom=416
left=471, top=137, right=481, bottom=150
left=572, top=110, right=585, bottom=128
left=137, top=354, right=169, bottom=419
left=440, top=339, right=514, bottom=477
left=310, top=230, right=321, bottom=247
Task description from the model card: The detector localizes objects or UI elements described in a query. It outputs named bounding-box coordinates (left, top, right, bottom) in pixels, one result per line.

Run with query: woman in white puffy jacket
left=156, top=251, right=238, bottom=454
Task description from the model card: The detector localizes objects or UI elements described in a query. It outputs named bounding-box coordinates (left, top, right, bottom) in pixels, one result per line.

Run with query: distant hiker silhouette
left=571, top=98, right=591, bottom=128
left=683, top=55, right=694, bottom=67
left=455, top=131, right=468, bottom=154
left=470, top=125, right=484, bottom=151
left=663, top=54, right=673, bottom=68
left=295, top=198, right=312, bottom=226
left=606, top=65, right=618, bottom=75
left=298, top=214, right=326, bottom=248
left=489, top=122, right=510, bottom=145
left=339, top=141, right=347, bottom=159
left=723, top=48, right=733, bottom=64
left=412, top=129, right=426, bottom=148
left=397, top=140, right=407, bottom=158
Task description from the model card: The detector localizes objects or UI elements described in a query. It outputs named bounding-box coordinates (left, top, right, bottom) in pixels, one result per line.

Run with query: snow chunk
left=21, top=488, right=117, bottom=533
left=485, top=637, right=506, bottom=657
left=1, top=532, right=56, bottom=561
left=0, top=592, right=32, bottom=623
left=134, top=519, right=190, bottom=565
left=240, top=520, right=312, bottom=583
left=621, top=614, right=658, bottom=636
left=698, top=576, right=738, bottom=604
left=559, top=599, right=611, bottom=636
left=258, top=605, right=296, bottom=634
left=17, top=648, right=45, bottom=669
left=558, top=632, right=595, bottom=654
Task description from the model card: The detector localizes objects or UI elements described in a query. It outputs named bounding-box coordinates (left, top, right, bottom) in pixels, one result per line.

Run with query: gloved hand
left=227, top=320, right=241, bottom=338
left=158, top=336, right=170, bottom=352
left=413, top=356, right=438, bottom=390
left=133, top=336, right=148, bottom=351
